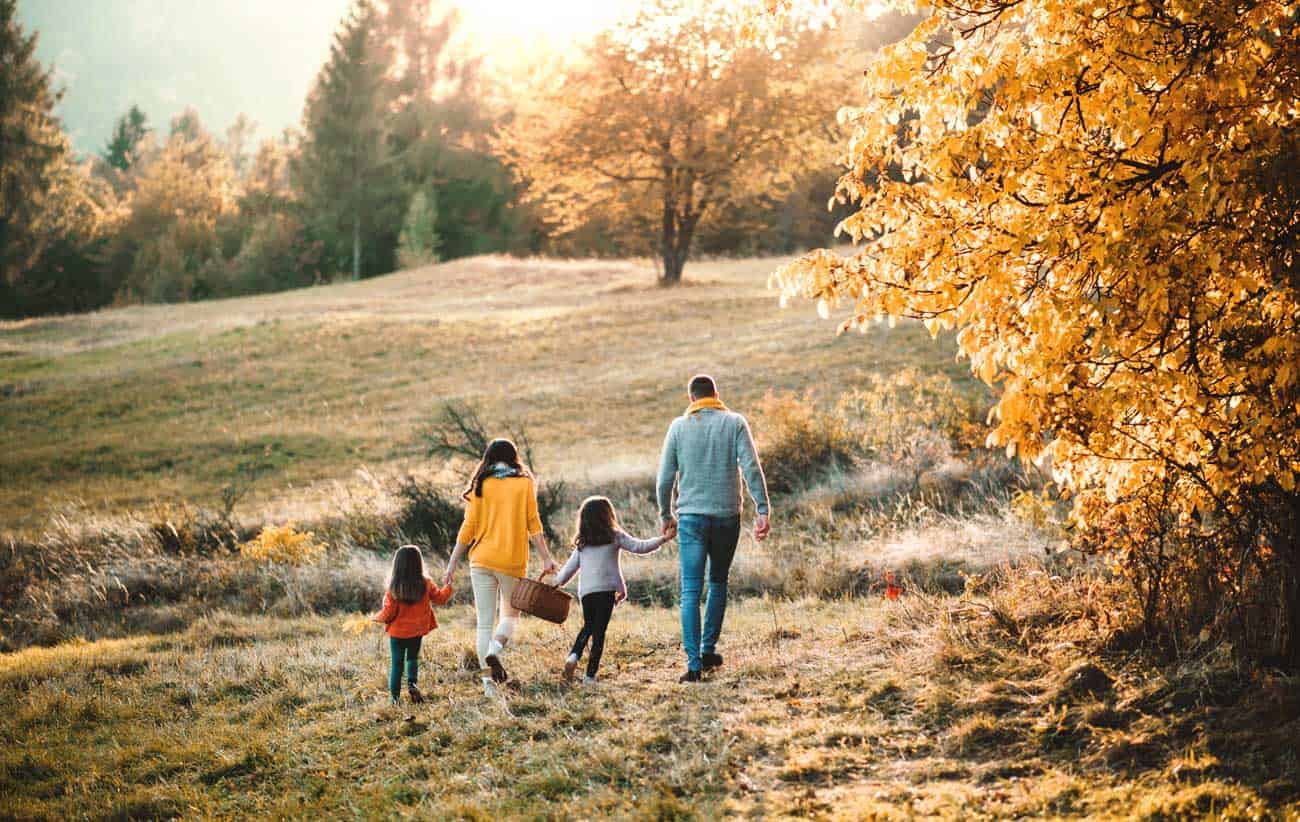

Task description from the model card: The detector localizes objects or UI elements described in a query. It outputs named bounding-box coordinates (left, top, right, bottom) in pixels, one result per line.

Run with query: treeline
left=0, top=0, right=877, bottom=318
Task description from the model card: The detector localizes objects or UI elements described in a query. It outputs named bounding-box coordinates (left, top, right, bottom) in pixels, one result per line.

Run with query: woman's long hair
left=462, top=438, right=531, bottom=500
left=572, top=496, right=619, bottom=551
left=388, top=544, right=429, bottom=604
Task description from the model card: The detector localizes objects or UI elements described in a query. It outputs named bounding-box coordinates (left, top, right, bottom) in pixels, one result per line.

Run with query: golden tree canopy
left=773, top=0, right=1300, bottom=531
left=500, top=0, right=846, bottom=283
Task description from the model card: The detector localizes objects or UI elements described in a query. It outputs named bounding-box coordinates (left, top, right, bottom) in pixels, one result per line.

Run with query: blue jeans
left=678, top=514, right=741, bottom=672
left=388, top=636, right=422, bottom=701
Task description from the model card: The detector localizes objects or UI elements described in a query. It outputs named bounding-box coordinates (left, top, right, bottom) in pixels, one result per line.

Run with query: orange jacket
left=374, top=578, right=453, bottom=638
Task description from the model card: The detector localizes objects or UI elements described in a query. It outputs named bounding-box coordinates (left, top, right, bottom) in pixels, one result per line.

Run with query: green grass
left=3, top=582, right=1295, bottom=819
left=0, top=254, right=975, bottom=533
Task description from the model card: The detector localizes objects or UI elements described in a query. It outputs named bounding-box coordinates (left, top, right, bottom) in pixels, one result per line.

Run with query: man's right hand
left=754, top=514, right=771, bottom=541
left=661, top=517, right=677, bottom=538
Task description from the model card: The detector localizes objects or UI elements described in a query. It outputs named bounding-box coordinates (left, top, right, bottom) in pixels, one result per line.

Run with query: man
left=657, top=374, right=771, bottom=683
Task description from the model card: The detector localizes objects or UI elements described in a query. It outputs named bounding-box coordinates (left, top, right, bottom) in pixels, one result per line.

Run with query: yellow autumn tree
left=499, top=0, right=847, bottom=285
left=768, top=0, right=1300, bottom=666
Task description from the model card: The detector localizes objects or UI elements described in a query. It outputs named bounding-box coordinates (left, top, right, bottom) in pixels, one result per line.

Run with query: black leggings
left=570, top=591, right=617, bottom=678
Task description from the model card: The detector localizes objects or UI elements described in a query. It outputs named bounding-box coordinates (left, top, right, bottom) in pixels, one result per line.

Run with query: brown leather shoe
left=485, top=653, right=508, bottom=683
left=679, top=670, right=702, bottom=683
left=702, top=652, right=723, bottom=672
left=407, top=685, right=425, bottom=704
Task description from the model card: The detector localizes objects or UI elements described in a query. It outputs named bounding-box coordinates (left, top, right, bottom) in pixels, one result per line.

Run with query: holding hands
left=661, top=518, right=678, bottom=540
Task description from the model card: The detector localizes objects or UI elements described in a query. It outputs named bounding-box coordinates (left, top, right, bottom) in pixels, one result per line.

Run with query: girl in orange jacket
left=373, top=544, right=453, bottom=705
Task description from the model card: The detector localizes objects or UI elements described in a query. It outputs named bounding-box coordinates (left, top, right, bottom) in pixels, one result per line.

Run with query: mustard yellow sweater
left=456, top=475, right=544, bottom=577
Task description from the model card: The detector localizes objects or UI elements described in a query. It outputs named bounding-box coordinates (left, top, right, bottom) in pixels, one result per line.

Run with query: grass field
left=4, top=580, right=1295, bottom=820
left=0, top=254, right=973, bottom=534
left=5, top=254, right=1298, bottom=819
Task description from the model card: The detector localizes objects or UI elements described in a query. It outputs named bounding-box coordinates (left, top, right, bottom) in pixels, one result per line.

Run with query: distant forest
left=1, top=0, right=918, bottom=317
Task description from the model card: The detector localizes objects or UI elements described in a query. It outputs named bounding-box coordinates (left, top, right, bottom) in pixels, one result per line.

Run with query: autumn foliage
left=772, top=0, right=1300, bottom=665
left=500, top=0, right=845, bottom=284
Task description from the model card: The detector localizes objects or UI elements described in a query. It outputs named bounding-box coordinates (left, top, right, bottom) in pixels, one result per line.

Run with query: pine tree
left=0, top=0, right=67, bottom=285
left=293, top=0, right=398, bottom=280
left=102, top=105, right=149, bottom=172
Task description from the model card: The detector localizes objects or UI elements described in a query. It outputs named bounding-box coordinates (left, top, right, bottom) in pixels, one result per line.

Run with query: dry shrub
left=751, top=390, right=860, bottom=494
left=391, top=476, right=463, bottom=556
left=753, top=371, right=990, bottom=498
left=419, top=400, right=568, bottom=543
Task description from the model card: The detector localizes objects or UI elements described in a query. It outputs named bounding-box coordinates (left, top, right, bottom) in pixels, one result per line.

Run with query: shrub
left=146, top=502, right=239, bottom=556
left=753, top=373, right=989, bottom=498
left=239, top=524, right=325, bottom=566
left=835, top=368, right=987, bottom=491
left=751, top=391, right=860, bottom=495
left=418, top=401, right=569, bottom=544
left=392, top=476, right=464, bottom=557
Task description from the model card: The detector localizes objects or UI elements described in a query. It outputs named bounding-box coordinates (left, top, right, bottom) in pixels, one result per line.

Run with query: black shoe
left=679, top=670, right=702, bottom=684
left=702, top=652, right=723, bottom=672
left=407, top=685, right=425, bottom=704
left=485, top=653, right=509, bottom=683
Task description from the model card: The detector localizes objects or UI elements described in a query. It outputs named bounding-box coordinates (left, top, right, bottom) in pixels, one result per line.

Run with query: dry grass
left=0, top=253, right=976, bottom=533
left=3, top=577, right=1296, bottom=819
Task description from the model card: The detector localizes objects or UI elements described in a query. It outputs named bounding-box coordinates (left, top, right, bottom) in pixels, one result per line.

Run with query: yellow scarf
left=686, top=397, right=728, bottom=415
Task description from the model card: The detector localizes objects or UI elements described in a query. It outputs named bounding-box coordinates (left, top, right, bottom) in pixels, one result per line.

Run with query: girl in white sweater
left=554, top=496, right=675, bottom=683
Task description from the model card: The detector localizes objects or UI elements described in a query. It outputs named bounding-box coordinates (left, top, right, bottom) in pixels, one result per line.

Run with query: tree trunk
left=660, top=189, right=680, bottom=286
left=351, top=209, right=362, bottom=281
left=658, top=205, right=700, bottom=286
left=661, top=249, right=685, bottom=285
left=1283, top=497, right=1300, bottom=672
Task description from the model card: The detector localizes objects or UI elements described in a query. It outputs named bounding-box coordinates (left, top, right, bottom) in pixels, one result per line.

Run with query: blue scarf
left=489, top=461, right=521, bottom=479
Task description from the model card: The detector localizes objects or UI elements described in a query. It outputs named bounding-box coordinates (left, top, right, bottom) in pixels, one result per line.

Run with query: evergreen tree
left=293, top=0, right=398, bottom=280
left=101, top=105, right=149, bottom=172
left=0, top=0, right=67, bottom=286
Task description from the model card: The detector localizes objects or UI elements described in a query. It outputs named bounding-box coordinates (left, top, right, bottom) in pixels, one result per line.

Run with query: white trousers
left=469, top=566, right=520, bottom=669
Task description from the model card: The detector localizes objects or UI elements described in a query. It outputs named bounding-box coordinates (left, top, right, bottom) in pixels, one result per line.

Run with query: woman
left=443, top=438, right=557, bottom=695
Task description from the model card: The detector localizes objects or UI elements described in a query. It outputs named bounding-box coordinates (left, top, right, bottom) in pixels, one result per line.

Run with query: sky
left=18, top=0, right=638, bottom=156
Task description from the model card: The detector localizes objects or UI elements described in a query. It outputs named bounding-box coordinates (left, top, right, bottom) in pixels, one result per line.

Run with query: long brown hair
left=462, top=438, right=531, bottom=500
left=388, top=544, right=429, bottom=604
left=572, top=496, right=619, bottom=550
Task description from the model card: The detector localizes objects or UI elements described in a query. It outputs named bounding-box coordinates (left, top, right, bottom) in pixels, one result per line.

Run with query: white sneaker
left=582, top=675, right=597, bottom=687
left=563, top=654, right=579, bottom=681
left=482, top=677, right=497, bottom=698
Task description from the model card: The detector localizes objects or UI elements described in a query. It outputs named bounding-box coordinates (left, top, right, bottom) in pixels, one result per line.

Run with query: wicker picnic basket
left=510, top=573, right=571, bottom=624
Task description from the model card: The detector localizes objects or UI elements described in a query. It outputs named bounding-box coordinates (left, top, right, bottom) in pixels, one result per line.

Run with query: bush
left=751, top=391, right=860, bottom=495
left=419, top=401, right=569, bottom=544
left=753, top=372, right=990, bottom=498
left=392, top=476, right=464, bottom=557
left=239, top=524, right=325, bottom=565
left=146, top=502, right=240, bottom=556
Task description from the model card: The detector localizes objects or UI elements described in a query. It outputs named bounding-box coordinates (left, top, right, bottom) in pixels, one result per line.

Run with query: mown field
left=0, top=254, right=971, bottom=533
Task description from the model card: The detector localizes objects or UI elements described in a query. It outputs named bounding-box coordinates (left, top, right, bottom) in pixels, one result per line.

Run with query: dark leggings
left=569, top=591, right=617, bottom=679
left=389, top=636, right=422, bottom=701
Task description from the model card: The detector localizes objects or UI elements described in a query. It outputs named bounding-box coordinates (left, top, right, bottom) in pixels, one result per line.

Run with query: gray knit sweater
left=656, top=407, right=770, bottom=521
left=554, top=529, right=666, bottom=599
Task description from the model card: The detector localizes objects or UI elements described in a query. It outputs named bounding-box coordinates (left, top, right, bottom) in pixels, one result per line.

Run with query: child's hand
left=664, top=521, right=678, bottom=541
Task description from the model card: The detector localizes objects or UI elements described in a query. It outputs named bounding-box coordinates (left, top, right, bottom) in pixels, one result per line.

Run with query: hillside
left=0, top=254, right=971, bottom=534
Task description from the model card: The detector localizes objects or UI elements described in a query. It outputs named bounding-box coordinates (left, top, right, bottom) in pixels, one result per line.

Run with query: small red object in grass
left=884, top=571, right=901, bottom=601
